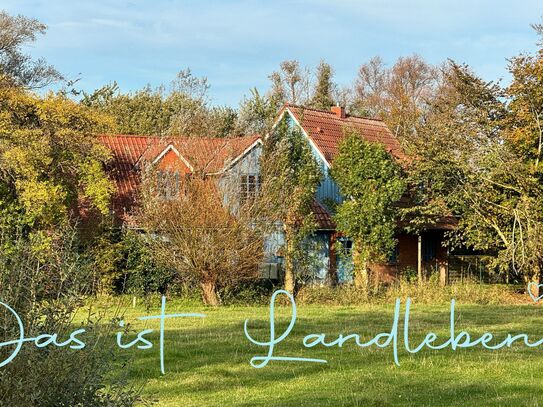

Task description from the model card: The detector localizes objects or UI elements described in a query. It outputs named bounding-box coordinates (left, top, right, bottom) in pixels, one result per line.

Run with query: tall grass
left=296, top=276, right=524, bottom=306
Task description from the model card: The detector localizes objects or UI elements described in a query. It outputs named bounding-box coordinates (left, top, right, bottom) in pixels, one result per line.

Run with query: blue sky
left=4, top=1, right=542, bottom=106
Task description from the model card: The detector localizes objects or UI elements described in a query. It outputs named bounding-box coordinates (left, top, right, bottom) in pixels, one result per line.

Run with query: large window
left=422, top=238, right=437, bottom=262
left=240, top=174, right=261, bottom=204
left=157, top=170, right=180, bottom=199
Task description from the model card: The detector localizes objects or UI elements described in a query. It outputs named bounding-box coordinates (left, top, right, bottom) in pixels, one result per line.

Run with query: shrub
left=0, top=228, right=145, bottom=406
left=219, top=280, right=278, bottom=306
left=117, top=229, right=178, bottom=296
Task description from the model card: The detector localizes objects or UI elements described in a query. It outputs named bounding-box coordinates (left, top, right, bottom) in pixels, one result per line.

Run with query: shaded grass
left=87, top=296, right=543, bottom=406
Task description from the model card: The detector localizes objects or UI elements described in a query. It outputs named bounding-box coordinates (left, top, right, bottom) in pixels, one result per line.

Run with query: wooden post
left=328, top=233, right=338, bottom=286
left=417, top=234, right=422, bottom=283
left=439, top=262, right=447, bottom=286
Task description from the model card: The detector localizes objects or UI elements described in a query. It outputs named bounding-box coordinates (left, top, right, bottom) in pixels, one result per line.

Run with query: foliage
left=260, top=114, right=322, bottom=293
left=82, top=69, right=237, bottom=138
left=236, top=88, right=278, bottom=135
left=218, top=280, right=277, bottom=306
left=117, top=229, right=178, bottom=296
left=308, top=60, right=336, bottom=110
left=141, top=175, right=265, bottom=306
left=0, top=85, right=114, bottom=254
left=331, top=130, right=405, bottom=288
left=0, top=228, right=143, bottom=406
left=268, top=60, right=311, bottom=105
left=0, top=11, right=62, bottom=89
left=355, top=55, right=440, bottom=141
left=404, top=59, right=543, bottom=285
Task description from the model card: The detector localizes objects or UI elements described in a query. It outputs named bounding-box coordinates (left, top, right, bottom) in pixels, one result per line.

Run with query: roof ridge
left=284, top=103, right=384, bottom=122
left=98, top=134, right=158, bottom=138
left=98, top=133, right=261, bottom=141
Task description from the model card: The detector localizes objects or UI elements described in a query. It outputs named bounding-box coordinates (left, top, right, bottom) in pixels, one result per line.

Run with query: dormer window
left=157, top=170, right=180, bottom=199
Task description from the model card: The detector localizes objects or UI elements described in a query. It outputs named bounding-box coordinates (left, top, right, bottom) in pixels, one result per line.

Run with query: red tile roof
left=311, top=199, right=335, bottom=230
left=282, top=104, right=405, bottom=163
left=99, top=135, right=152, bottom=222
left=98, top=134, right=261, bottom=222
left=139, top=135, right=261, bottom=173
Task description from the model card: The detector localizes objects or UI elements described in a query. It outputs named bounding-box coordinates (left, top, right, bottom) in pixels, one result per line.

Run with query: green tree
left=0, top=86, right=114, bottom=253
left=260, top=115, right=322, bottom=293
left=331, top=130, right=405, bottom=289
left=83, top=69, right=236, bottom=137
left=405, top=60, right=543, bottom=289
left=309, top=60, right=336, bottom=110
left=236, top=88, right=278, bottom=135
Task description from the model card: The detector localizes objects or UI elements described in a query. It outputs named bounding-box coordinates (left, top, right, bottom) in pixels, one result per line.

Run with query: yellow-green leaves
left=0, top=86, right=114, bottom=241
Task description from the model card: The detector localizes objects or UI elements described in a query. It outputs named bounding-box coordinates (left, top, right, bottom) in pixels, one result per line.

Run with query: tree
left=260, top=115, right=322, bottom=293
left=331, top=130, right=405, bottom=289
left=309, top=60, right=336, bottom=110
left=506, top=23, right=543, bottom=175
left=83, top=69, right=236, bottom=137
left=404, top=60, right=543, bottom=289
left=268, top=60, right=311, bottom=105
left=142, top=175, right=265, bottom=306
left=0, top=11, right=62, bottom=89
left=0, top=86, right=114, bottom=253
left=236, top=88, right=279, bottom=135
left=355, top=55, right=440, bottom=141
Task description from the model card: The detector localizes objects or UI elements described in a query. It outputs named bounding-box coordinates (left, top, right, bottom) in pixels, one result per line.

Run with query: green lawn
left=95, top=296, right=543, bottom=406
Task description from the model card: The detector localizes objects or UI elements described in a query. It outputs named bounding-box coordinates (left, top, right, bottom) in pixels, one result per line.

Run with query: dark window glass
left=422, top=238, right=437, bottom=262
left=240, top=174, right=260, bottom=204
left=157, top=170, right=180, bottom=199
left=337, top=238, right=353, bottom=256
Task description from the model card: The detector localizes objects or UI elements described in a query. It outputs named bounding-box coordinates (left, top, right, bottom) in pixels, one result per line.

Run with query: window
left=337, top=237, right=353, bottom=257
left=240, top=174, right=260, bottom=204
left=157, top=170, right=180, bottom=199
left=388, top=244, right=400, bottom=264
left=422, top=238, right=437, bottom=262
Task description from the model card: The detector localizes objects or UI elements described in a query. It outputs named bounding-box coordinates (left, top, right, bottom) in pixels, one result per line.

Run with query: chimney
left=331, top=105, right=346, bottom=119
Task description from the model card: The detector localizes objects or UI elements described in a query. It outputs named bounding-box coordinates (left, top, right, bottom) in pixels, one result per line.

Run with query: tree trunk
left=284, top=238, right=296, bottom=293
left=282, top=222, right=297, bottom=293
left=352, top=246, right=368, bottom=290
left=528, top=274, right=541, bottom=299
left=201, top=281, right=220, bottom=306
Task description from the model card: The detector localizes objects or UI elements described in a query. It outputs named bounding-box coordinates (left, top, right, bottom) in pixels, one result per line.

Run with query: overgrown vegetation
left=260, top=115, right=322, bottom=294
left=331, top=131, right=406, bottom=290
left=0, top=229, right=143, bottom=406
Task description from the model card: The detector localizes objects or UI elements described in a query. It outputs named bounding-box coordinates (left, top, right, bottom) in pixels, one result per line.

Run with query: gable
left=152, top=144, right=194, bottom=174
left=278, top=104, right=405, bottom=167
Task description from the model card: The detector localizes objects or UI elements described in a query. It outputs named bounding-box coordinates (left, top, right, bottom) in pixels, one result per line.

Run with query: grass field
left=94, top=295, right=543, bottom=406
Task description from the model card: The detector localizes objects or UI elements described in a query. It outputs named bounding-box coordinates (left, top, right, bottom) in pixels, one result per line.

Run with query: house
left=98, top=104, right=454, bottom=285
left=98, top=134, right=262, bottom=225
left=270, top=104, right=455, bottom=284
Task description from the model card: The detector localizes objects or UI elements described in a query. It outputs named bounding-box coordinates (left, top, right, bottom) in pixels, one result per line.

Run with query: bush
left=116, top=229, right=177, bottom=296
left=0, top=228, right=145, bottom=406
left=219, top=280, right=278, bottom=306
